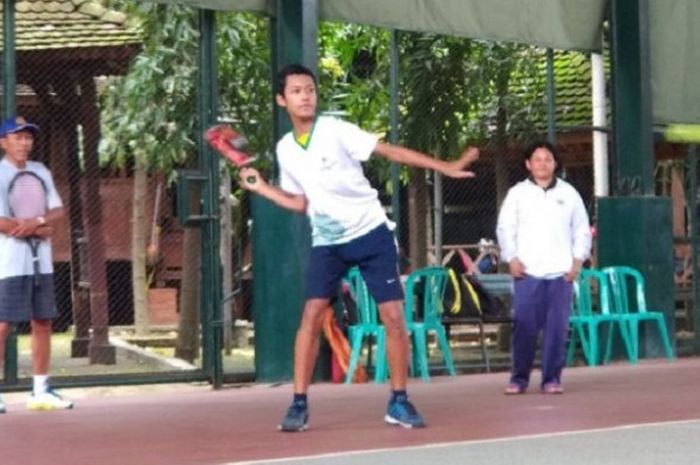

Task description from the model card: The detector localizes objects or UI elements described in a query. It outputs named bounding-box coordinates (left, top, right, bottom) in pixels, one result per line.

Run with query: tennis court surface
left=2, top=358, right=699, bottom=465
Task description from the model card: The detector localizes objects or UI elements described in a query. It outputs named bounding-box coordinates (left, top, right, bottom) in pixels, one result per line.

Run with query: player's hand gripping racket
left=7, top=171, right=48, bottom=287
left=204, top=125, right=258, bottom=184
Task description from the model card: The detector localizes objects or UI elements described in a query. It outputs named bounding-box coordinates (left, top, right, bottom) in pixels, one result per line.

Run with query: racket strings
left=8, top=172, right=47, bottom=218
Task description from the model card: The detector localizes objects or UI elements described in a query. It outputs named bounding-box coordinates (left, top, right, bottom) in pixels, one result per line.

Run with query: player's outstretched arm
left=238, top=167, right=308, bottom=213
left=374, top=142, right=479, bottom=178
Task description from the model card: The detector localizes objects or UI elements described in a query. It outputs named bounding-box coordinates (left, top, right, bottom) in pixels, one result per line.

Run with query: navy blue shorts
left=306, top=224, right=404, bottom=304
left=0, top=274, right=57, bottom=322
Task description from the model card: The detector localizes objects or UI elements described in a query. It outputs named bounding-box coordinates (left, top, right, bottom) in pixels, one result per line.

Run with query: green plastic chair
left=343, top=267, right=387, bottom=383
left=567, top=268, right=633, bottom=366
left=602, top=266, right=675, bottom=363
left=404, top=266, right=457, bottom=381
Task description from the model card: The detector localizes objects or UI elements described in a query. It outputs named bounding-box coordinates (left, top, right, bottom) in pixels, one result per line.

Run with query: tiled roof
left=0, top=0, right=141, bottom=50
left=510, top=50, right=609, bottom=131
left=551, top=51, right=597, bottom=129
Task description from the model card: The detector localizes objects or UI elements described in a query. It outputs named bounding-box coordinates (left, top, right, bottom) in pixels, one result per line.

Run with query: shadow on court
left=1, top=358, right=699, bottom=465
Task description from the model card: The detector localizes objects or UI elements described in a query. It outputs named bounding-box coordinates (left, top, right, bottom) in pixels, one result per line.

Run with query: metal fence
left=1, top=1, right=697, bottom=390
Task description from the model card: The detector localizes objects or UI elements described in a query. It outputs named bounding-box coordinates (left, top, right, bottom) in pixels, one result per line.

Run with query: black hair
left=522, top=140, right=561, bottom=167
left=275, top=64, right=317, bottom=97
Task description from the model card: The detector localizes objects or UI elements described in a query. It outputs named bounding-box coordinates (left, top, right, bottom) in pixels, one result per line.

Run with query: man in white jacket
left=496, top=141, right=591, bottom=395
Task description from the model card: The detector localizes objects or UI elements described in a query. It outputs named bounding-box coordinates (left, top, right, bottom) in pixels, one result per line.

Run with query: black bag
left=465, top=274, right=511, bottom=321
left=443, top=268, right=483, bottom=318
left=443, top=268, right=511, bottom=321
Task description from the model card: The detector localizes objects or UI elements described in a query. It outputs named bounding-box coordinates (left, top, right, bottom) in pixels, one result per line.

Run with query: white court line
left=221, top=417, right=700, bottom=465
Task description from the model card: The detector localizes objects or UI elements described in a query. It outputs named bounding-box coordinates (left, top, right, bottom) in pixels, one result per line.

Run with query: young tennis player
left=239, top=64, right=478, bottom=432
left=0, top=117, right=73, bottom=413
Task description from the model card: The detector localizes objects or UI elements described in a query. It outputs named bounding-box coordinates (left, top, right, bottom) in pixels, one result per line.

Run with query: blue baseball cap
left=0, top=116, right=39, bottom=137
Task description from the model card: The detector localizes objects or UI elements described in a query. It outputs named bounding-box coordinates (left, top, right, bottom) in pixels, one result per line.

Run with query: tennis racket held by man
left=7, top=171, right=49, bottom=287
left=204, top=124, right=258, bottom=184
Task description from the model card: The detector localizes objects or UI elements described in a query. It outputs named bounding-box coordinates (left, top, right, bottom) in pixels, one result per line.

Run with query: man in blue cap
left=0, top=116, right=73, bottom=413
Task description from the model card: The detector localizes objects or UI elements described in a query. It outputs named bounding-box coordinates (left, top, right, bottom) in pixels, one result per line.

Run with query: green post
left=197, top=9, right=222, bottom=386
left=3, top=0, right=16, bottom=114
left=253, top=0, right=318, bottom=382
left=252, top=198, right=311, bottom=381
left=546, top=48, right=556, bottom=145
left=610, top=0, right=654, bottom=195
left=597, top=0, right=675, bottom=357
left=389, top=30, right=401, bottom=239
left=3, top=0, right=18, bottom=385
left=597, top=197, right=675, bottom=357
left=689, top=145, right=700, bottom=351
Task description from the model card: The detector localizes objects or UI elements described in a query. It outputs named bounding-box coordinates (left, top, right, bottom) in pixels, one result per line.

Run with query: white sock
left=33, top=375, right=49, bottom=395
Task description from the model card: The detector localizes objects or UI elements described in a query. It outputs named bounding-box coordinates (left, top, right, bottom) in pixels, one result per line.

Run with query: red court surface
left=1, top=358, right=699, bottom=465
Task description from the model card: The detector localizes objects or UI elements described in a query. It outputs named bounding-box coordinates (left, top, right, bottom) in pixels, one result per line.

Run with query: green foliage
left=316, top=27, right=543, bottom=188
left=98, top=3, right=543, bottom=188
left=400, top=33, right=470, bottom=156
left=99, top=1, right=199, bottom=174
left=400, top=35, right=543, bottom=153
left=483, top=44, right=545, bottom=136
left=318, top=23, right=391, bottom=131
left=216, top=12, right=273, bottom=173
left=99, top=2, right=272, bottom=181
left=317, top=23, right=392, bottom=183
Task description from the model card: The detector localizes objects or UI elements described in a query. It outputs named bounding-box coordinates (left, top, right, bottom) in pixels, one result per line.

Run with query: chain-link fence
left=1, top=1, right=697, bottom=388
left=659, top=146, right=700, bottom=354
left=0, top=0, right=209, bottom=386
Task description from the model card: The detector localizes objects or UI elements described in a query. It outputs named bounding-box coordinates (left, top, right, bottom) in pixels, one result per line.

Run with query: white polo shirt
left=0, top=157, right=62, bottom=279
left=496, top=177, right=591, bottom=279
left=277, top=116, right=390, bottom=246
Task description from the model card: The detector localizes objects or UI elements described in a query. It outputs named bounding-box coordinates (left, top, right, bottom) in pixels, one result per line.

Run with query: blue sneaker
left=385, top=395, right=426, bottom=429
left=278, top=401, right=309, bottom=432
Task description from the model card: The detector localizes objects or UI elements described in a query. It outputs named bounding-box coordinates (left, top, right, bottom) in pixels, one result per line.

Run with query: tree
left=100, top=2, right=272, bottom=360
left=398, top=33, right=472, bottom=268
left=215, top=12, right=272, bottom=349
left=100, top=2, right=199, bottom=343
left=471, top=43, right=543, bottom=205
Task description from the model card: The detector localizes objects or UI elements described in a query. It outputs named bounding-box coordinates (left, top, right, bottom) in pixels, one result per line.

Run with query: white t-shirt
left=277, top=116, right=390, bottom=246
left=0, top=157, right=63, bottom=279
left=496, top=177, right=591, bottom=279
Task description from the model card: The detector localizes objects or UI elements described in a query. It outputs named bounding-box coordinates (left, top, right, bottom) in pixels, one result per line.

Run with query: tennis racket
left=7, top=171, right=48, bottom=286
left=204, top=125, right=258, bottom=183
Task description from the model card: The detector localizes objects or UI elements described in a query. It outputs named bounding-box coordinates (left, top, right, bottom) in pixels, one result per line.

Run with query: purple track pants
left=509, top=275, right=573, bottom=389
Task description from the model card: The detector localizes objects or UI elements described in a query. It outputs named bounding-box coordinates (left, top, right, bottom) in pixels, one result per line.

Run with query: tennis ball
left=665, top=124, right=700, bottom=143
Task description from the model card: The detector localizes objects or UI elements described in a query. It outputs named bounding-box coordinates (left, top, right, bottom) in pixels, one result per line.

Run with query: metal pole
left=610, top=0, right=654, bottom=195
left=3, top=0, right=18, bottom=385
left=3, top=0, right=16, bottom=116
left=689, top=145, right=700, bottom=352
left=197, top=9, right=223, bottom=387
left=389, top=30, right=401, bottom=241
left=254, top=0, right=317, bottom=382
left=433, top=173, right=443, bottom=265
left=301, top=0, right=318, bottom=77
left=546, top=48, right=556, bottom=145
left=591, top=52, right=609, bottom=197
